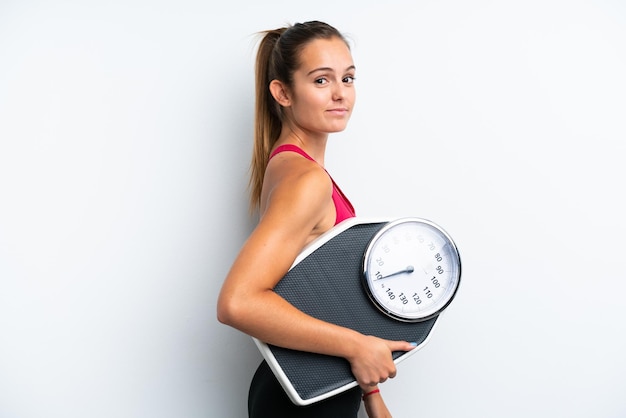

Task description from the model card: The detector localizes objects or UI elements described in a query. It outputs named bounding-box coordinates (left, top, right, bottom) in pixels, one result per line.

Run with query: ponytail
left=248, top=21, right=348, bottom=212
left=249, top=28, right=286, bottom=212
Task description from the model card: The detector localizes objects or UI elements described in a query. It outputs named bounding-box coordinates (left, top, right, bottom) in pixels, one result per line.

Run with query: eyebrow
left=307, top=65, right=356, bottom=76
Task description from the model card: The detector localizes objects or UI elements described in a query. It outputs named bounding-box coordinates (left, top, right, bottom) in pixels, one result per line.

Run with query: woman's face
left=286, top=37, right=356, bottom=136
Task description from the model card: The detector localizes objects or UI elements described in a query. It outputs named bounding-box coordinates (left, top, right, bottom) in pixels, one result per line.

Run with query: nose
left=332, top=83, right=345, bottom=101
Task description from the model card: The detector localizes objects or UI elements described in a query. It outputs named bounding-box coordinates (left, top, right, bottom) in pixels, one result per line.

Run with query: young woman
left=217, top=21, right=415, bottom=418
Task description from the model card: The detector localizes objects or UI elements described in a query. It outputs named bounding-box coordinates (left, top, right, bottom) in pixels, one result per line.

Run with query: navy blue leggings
left=248, top=360, right=361, bottom=418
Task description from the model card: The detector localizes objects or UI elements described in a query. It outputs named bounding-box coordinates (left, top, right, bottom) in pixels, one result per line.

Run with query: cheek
left=308, top=89, right=331, bottom=106
left=294, top=93, right=326, bottom=116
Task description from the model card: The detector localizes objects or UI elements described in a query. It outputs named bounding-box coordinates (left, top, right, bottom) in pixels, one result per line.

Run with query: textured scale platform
left=253, top=218, right=439, bottom=405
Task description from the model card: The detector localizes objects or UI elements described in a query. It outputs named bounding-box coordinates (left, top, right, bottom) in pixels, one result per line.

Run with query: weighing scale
left=253, top=217, right=461, bottom=405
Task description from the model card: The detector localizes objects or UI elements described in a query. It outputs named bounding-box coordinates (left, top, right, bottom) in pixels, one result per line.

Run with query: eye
left=314, top=77, right=329, bottom=85
left=343, top=75, right=356, bottom=84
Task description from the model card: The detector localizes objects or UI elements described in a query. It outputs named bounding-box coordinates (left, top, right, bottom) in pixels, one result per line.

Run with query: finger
left=387, top=340, right=418, bottom=352
left=359, top=381, right=379, bottom=391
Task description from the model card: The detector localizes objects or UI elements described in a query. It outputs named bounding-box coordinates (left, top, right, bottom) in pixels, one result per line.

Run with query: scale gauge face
left=362, top=218, right=461, bottom=322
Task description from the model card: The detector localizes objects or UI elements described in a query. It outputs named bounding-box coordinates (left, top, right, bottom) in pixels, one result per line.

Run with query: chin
left=327, top=122, right=350, bottom=133
left=326, top=128, right=347, bottom=135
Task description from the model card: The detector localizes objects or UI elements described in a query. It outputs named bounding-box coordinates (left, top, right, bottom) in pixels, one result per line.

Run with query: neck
left=276, top=125, right=329, bottom=166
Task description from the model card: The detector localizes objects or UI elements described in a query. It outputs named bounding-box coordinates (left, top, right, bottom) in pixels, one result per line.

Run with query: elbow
left=216, top=297, right=232, bottom=326
left=217, top=288, right=270, bottom=331
left=216, top=294, right=242, bottom=327
left=217, top=286, right=271, bottom=329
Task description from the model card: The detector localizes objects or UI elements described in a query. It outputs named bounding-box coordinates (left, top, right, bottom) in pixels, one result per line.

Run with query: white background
left=1, top=1, right=625, bottom=417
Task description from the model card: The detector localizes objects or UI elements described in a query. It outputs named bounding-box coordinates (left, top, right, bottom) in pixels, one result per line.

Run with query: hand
left=347, top=335, right=415, bottom=390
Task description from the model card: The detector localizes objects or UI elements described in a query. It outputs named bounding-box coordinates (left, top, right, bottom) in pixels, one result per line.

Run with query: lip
left=326, top=108, right=350, bottom=116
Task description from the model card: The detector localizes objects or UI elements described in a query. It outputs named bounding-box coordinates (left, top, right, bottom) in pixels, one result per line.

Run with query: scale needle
left=375, top=265, right=415, bottom=280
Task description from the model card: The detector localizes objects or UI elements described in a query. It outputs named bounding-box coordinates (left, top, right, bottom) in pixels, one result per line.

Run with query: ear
left=269, top=80, right=292, bottom=107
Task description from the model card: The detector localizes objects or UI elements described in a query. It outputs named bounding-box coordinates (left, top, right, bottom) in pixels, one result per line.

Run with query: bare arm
left=217, top=158, right=414, bottom=389
left=363, top=389, right=393, bottom=418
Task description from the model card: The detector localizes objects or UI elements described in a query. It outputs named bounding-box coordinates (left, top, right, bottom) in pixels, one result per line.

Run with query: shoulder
left=263, top=151, right=332, bottom=212
left=260, top=151, right=335, bottom=240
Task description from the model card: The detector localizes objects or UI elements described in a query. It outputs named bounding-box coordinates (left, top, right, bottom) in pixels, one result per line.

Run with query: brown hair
left=249, top=21, right=349, bottom=211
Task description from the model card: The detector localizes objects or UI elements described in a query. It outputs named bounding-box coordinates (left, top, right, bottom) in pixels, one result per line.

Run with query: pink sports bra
left=269, top=144, right=356, bottom=225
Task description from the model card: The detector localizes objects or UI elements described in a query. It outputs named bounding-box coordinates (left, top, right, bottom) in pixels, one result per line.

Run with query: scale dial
left=362, top=218, right=461, bottom=322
